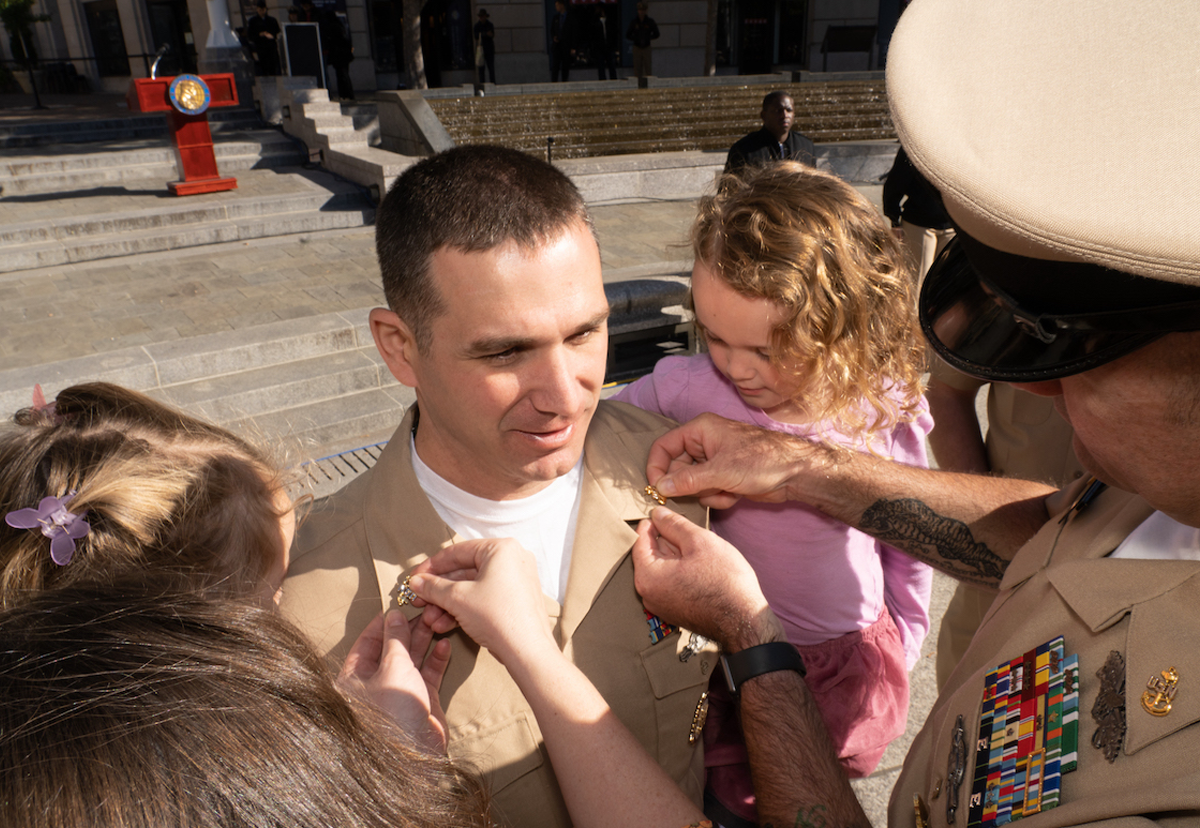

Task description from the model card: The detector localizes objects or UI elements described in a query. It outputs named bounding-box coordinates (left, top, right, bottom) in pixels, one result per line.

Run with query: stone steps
left=427, top=80, right=894, bottom=159
left=0, top=131, right=306, bottom=195
left=0, top=309, right=412, bottom=464
left=0, top=106, right=265, bottom=148
left=0, top=167, right=375, bottom=273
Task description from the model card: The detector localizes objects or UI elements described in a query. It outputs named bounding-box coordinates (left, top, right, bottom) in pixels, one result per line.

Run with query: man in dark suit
left=247, top=1, right=281, bottom=76
left=724, top=91, right=816, bottom=175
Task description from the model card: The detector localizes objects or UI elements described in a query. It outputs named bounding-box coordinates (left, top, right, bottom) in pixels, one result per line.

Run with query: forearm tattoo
left=860, top=497, right=1007, bottom=585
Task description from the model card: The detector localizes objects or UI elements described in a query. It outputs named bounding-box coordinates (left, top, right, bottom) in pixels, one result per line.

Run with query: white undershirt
left=410, top=435, right=582, bottom=603
left=1110, top=510, right=1200, bottom=560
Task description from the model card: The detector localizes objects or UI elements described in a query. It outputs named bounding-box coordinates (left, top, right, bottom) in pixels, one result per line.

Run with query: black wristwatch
left=720, top=641, right=806, bottom=695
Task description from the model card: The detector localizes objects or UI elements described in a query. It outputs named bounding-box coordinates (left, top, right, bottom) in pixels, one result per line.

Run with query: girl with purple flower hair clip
left=0, top=382, right=296, bottom=605
left=3, top=490, right=90, bottom=565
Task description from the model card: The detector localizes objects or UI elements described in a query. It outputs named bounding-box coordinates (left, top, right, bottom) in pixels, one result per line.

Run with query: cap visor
left=919, top=238, right=1158, bottom=382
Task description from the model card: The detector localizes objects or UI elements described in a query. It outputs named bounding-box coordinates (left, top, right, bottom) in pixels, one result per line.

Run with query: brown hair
left=694, top=162, right=926, bottom=440
left=0, top=383, right=288, bottom=606
left=0, top=581, right=493, bottom=828
left=374, top=145, right=594, bottom=351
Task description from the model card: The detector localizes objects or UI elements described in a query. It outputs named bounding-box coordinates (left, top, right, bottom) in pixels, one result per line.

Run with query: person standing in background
left=247, top=1, right=282, bottom=76
left=882, top=144, right=954, bottom=284
left=549, top=0, right=575, bottom=82
left=625, top=3, right=658, bottom=79
left=593, top=6, right=619, bottom=79
left=724, top=91, right=816, bottom=174
left=474, top=8, right=496, bottom=84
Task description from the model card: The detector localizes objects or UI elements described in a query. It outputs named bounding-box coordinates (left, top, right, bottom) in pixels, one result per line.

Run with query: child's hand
left=408, top=538, right=558, bottom=667
left=338, top=610, right=450, bottom=753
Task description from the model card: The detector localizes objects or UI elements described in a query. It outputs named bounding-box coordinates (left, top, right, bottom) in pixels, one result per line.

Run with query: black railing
left=1, top=51, right=177, bottom=90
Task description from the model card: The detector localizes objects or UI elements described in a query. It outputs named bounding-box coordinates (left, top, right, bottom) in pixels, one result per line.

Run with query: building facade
left=2, top=0, right=900, bottom=95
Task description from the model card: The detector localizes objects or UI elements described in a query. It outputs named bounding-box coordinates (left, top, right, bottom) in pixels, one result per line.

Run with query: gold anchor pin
left=643, top=485, right=666, bottom=505
left=1141, top=667, right=1179, bottom=717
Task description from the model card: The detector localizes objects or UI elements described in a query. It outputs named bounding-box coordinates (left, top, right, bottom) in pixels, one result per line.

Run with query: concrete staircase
left=0, top=308, right=413, bottom=473
left=0, top=280, right=691, bottom=491
left=0, top=123, right=377, bottom=274
left=428, top=80, right=894, bottom=159
left=274, top=81, right=412, bottom=198
left=0, top=131, right=305, bottom=195
left=0, top=106, right=265, bottom=148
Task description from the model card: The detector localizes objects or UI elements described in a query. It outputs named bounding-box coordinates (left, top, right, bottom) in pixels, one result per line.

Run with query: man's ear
left=369, top=307, right=420, bottom=388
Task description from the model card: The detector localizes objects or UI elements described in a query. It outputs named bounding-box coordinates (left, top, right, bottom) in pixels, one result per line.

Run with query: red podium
left=128, top=73, right=240, bottom=196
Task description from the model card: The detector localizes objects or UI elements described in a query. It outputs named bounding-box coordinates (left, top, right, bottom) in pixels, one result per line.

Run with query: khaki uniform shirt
left=892, top=482, right=1200, bottom=826
left=281, top=401, right=716, bottom=828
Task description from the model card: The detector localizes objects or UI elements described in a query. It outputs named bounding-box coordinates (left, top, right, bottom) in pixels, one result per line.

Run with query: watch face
left=169, top=74, right=211, bottom=115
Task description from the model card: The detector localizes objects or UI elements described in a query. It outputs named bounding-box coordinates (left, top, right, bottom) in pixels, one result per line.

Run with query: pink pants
left=704, top=608, right=910, bottom=823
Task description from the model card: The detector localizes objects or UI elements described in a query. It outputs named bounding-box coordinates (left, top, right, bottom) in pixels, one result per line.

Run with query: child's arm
left=880, top=545, right=933, bottom=670
left=879, top=401, right=936, bottom=669
left=409, top=540, right=707, bottom=828
left=610, top=355, right=695, bottom=422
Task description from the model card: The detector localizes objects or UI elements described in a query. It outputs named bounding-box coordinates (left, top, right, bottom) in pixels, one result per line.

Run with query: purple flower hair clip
left=5, top=490, right=91, bottom=566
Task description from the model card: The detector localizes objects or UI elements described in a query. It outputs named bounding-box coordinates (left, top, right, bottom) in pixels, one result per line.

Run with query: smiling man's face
left=384, top=219, right=609, bottom=501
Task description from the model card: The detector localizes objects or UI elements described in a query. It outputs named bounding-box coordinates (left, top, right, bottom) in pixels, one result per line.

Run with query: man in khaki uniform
left=280, top=146, right=715, bottom=828
left=626, top=2, right=1200, bottom=826
left=927, top=364, right=1084, bottom=689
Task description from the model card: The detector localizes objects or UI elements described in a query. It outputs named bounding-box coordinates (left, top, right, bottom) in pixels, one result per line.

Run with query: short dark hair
left=762, top=90, right=792, bottom=110
left=375, top=145, right=594, bottom=351
left=0, top=582, right=493, bottom=828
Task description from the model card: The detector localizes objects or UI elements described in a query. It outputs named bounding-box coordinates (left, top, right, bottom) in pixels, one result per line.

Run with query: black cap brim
left=918, top=235, right=1184, bottom=382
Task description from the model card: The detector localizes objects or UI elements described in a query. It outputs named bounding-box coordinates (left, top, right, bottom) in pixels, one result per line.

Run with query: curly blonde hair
left=0, top=383, right=290, bottom=607
left=693, top=162, right=926, bottom=441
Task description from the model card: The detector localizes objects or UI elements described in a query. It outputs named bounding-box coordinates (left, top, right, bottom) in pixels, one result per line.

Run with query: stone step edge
left=0, top=178, right=368, bottom=244
left=0, top=152, right=310, bottom=190
left=0, top=307, right=375, bottom=417
left=0, top=206, right=374, bottom=273
left=0, top=138, right=304, bottom=175
left=153, top=345, right=397, bottom=424
left=226, top=385, right=410, bottom=464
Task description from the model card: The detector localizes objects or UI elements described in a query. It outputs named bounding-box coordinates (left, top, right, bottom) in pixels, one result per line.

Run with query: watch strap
left=721, top=641, right=806, bottom=695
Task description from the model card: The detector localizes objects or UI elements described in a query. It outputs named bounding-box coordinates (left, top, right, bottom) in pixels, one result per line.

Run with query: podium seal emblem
left=169, top=74, right=211, bottom=115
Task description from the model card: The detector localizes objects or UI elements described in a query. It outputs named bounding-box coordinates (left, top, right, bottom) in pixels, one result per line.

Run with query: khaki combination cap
left=888, top=0, right=1200, bottom=381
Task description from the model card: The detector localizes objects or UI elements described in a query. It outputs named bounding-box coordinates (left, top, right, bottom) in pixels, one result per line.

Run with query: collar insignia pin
left=1141, top=667, right=1179, bottom=717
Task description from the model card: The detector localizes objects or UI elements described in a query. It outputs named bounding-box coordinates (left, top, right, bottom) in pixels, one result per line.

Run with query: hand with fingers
left=647, top=412, right=824, bottom=509
left=632, top=505, right=784, bottom=652
left=408, top=538, right=559, bottom=669
left=338, top=609, right=451, bottom=753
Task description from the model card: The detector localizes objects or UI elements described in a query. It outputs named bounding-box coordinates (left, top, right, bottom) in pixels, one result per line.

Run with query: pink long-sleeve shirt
left=613, top=354, right=934, bottom=669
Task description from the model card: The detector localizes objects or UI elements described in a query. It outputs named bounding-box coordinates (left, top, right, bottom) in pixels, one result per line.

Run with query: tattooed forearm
left=860, top=497, right=1007, bottom=586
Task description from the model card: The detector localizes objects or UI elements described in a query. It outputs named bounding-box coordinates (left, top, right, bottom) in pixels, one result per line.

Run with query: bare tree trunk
left=403, top=0, right=425, bottom=89
left=702, top=0, right=717, bottom=76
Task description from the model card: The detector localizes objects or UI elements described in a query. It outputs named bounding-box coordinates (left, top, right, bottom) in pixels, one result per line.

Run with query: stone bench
left=604, top=278, right=695, bottom=384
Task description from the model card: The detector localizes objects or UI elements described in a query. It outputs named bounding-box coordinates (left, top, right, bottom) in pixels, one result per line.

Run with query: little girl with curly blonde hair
left=615, top=162, right=933, bottom=825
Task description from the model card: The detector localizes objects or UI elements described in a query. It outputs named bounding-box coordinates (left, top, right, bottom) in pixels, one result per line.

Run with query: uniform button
left=931, top=777, right=942, bottom=800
